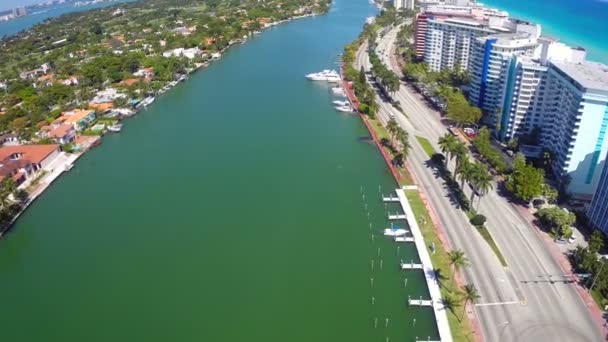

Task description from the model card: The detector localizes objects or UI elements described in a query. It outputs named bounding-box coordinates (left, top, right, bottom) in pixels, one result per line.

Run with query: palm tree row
left=444, top=249, right=481, bottom=322
left=386, top=118, right=411, bottom=161
left=438, top=133, right=494, bottom=209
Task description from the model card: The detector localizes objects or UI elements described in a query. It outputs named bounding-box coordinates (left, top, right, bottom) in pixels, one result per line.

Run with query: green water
left=0, top=1, right=438, bottom=341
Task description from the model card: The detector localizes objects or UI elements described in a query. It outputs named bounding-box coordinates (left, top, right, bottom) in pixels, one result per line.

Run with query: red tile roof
left=0, top=144, right=59, bottom=165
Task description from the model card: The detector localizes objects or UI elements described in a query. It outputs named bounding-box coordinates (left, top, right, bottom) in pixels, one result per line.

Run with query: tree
left=470, top=214, right=486, bottom=227
left=456, top=158, right=473, bottom=189
left=452, top=142, right=468, bottom=177
left=438, top=133, right=457, bottom=168
left=448, top=249, right=469, bottom=286
left=505, top=153, right=545, bottom=202
left=461, top=284, right=480, bottom=321
left=589, top=230, right=605, bottom=255
left=469, top=162, right=493, bottom=210
left=442, top=293, right=461, bottom=321
left=536, top=207, right=576, bottom=238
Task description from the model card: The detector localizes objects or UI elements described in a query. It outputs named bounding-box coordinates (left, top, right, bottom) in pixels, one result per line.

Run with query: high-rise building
left=589, top=161, right=608, bottom=234
left=12, top=6, right=27, bottom=18
left=496, top=56, right=548, bottom=140
left=540, top=61, right=608, bottom=198
left=424, top=17, right=496, bottom=72
left=393, top=0, right=415, bottom=10
left=467, top=34, right=539, bottom=129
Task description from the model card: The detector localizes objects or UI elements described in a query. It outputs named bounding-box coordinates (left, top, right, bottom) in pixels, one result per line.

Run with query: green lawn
left=367, top=118, right=414, bottom=185
left=416, top=136, right=435, bottom=157
left=405, top=190, right=476, bottom=342
left=477, top=226, right=508, bottom=267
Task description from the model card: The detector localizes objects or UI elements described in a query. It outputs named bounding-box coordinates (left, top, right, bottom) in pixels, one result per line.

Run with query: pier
left=382, top=195, right=400, bottom=202
left=394, top=188, right=453, bottom=342
left=408, top=298, right=434, bottom=307
left=395, top=236, right=415, bottom=243
left=388, top=213, right=407, bottom=220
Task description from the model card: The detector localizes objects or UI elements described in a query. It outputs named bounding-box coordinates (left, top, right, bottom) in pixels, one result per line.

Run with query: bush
left=470, top=214, right=486, bottom=227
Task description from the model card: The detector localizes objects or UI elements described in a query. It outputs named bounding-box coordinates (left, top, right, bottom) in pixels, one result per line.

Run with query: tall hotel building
left=589, top=161, right=608, bottom=234
left=539, top=61, right=608, bottom=198
left=468, top=33, right=539, bottom=131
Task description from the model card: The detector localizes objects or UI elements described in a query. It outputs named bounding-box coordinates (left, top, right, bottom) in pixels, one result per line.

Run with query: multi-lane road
left=355, top=23, right=604, bottom=342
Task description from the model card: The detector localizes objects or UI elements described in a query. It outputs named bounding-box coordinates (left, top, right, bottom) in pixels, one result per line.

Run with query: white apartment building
left=393, top=0, right=415, bottom=10
left=497, top=56, right=548, bottom=140
left=497, top=40, right=587, bottom=140
left=424, top=18, right=496, bottom=71
left=467, top=34, right=539, bottom=129
left=540, top=61, right=608, bottom=198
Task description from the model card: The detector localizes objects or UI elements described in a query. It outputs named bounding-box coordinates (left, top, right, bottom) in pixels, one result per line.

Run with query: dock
left=395, top=236, right=415, bottom=243
left=388, top=213, right=407, bottom=220
left=382, top=195, right=400, bottom=202
left=408, top=298, right=434, bottom=307
left=395, top=188, right=453, bottom=342
left=400, top=262, right=424, bottom=270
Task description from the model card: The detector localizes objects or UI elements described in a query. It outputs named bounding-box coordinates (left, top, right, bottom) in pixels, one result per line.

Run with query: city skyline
left=1, top=0, right=48, bottom=12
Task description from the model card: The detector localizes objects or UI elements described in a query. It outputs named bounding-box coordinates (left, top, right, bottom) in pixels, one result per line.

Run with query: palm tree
left=447, top=249, right=469, bottom=286
left=461, top=284, right=480, bottom=321
left=387, top=119, right=398, bottom=137
left=438, top=133, right=456, bottom=162
left=452, top=142, right=468, bottom=175
left=469, top=162, right=493, bottom=210
left=455, top=158, right=473, bottom=189
left=442, top=293, right=461, bottom=320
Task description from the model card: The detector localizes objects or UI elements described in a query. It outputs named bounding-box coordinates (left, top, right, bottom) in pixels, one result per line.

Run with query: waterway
left=0, top=0, right=134, bottom=37
left=0, top=0, right=438, bottom=341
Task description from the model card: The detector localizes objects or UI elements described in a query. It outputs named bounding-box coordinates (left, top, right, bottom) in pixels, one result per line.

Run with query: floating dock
left=382, top=195, right=400, bottom=202
left=394, top=189, right=453, bottom=342
left=388, top=213, right=407, bottom=220
left=395, top=236, right=415, bottom=243
left=400, top=262, right=424, bottom=270
left=408, top=298, right=434, bottom=307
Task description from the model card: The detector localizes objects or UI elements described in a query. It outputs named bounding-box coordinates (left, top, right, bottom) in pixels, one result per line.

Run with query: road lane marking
left=475, top=301, right=520, bottom=307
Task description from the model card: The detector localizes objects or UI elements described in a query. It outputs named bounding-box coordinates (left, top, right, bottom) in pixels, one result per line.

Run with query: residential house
left=54, top=109, right=96, bottom=131
left=40, top=123, right=76, bottom=145
left=0, top=144, right=60, bottom=186
left=133, top=67, right=154, bottom=79
left=0, top=133, right=20, bottom=146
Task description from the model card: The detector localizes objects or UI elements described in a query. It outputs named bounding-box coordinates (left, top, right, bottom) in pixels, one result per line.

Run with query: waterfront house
left=0, top=144, right=60, bottom=186
left=133, top=67, right=154, bottom=79
left=0, top=133, right=20, bottom=146
left=54, top=109, right=96, bottom=131
left=40, top=124, right=76, bottom=145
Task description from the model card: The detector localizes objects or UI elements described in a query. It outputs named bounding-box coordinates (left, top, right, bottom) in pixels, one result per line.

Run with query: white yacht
left=107, top=123, right=123, bottom=132
left=334, top=104, right=353, bottom=112
left=331, top=86, right=346, bottom=95
left=333, top=100, right=349, bottom=106
left=305, top=69, right=340, bottom=81
left=141, top=96, right=155, bottom=107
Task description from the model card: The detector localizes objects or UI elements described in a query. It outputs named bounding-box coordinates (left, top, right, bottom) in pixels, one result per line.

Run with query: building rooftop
left=552, top=61, right=608, bottom=92
left=60, top=109, right=95, bottom=124
left=0, top=144, right=59, bottom=165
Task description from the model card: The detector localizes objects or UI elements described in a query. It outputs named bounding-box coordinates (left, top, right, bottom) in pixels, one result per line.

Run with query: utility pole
left=589, top=260, right=606, bottom=293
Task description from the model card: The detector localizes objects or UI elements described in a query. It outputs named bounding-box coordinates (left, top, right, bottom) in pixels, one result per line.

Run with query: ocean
left=482, top=0, right=608, bottom=63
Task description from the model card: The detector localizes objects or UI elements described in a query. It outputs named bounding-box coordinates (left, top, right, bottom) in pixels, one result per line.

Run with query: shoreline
left=0, top=10, right=324, bottom=239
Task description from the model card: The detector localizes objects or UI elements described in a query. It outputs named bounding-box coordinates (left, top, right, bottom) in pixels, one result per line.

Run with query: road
left=356, top=23, right=604, bottom=342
